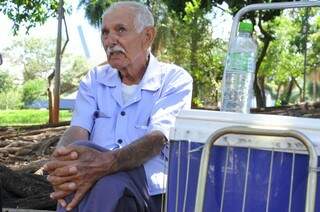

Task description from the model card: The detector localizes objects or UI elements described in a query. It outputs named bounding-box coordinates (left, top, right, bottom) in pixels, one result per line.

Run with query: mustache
left=106, top=45, right=126, bottom=56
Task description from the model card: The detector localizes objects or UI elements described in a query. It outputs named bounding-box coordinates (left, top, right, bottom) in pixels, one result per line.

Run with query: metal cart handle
left=228, top=1, right=320, bottom=47
left=195, top=126, right=318, bottom=212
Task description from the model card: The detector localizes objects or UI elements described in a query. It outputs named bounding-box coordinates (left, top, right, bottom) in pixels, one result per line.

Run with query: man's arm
left=51, top=126, right=89, bottom=161
left=107, top=130, right=166, bottom=172
left=57, top=126, right=89, bottom=147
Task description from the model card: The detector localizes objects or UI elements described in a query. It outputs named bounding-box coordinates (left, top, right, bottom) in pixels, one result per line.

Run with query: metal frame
left=194, top=126, right=318, bottom=212
left=227, top=1, right=320, bottom=48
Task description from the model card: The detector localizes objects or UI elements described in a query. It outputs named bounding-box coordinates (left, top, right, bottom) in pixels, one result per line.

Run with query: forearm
left=108, top=130, right=167, bottom=172
left=57, top=126, right=89, bottom=147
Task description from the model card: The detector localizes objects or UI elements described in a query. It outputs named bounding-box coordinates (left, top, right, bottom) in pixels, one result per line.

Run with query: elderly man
left=44, top=1, right=192, bottom=212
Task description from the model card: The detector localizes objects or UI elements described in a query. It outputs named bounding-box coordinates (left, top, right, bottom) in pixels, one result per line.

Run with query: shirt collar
left=139, top=53, right=162, bottom=91
left=96, top=53, right=162, bottom=91
left=96, top=65, right=121, bottom=87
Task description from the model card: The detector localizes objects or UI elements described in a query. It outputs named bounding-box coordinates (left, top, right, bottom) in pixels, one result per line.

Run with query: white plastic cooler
left=167, top=110, right=320, bottom=212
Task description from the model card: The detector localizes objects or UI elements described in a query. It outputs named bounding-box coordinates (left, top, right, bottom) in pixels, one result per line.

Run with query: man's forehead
left=103, top=6, right=135, bottom=26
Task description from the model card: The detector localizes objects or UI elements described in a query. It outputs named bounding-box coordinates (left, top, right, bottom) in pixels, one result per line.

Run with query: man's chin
left=109, top=62, right=125, bottom=70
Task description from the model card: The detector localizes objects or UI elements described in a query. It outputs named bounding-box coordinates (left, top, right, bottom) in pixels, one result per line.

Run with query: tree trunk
left=254, top=19, right=274, bottom=108
left=275, top=84, right=282, bottom=103
left=283, top=77, right=295, bottom=105
left=47, top=70, right=55, bottom=124
left=190, top=17, right=200, bottom=106
left=293, top=77, right=303, bottom=102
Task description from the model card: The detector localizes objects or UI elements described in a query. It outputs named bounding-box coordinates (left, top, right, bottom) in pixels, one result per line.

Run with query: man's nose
left=103, top=32, right=118, bottom=46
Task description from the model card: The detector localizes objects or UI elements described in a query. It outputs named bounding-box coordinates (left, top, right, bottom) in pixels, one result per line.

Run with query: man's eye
left=118, top=27, right=126, bottom=33
left=102, top=30, right=109, bottom=36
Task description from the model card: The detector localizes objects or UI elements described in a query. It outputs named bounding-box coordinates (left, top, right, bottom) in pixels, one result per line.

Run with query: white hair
left=102, top=1, right=154, bottom=32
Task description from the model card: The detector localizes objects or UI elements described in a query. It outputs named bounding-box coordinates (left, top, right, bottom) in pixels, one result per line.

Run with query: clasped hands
left=44, top=145, right=115, bottom=211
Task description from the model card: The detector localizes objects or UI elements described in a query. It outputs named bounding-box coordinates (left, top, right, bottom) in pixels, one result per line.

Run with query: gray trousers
left=56, top=141, right=163, bottom=212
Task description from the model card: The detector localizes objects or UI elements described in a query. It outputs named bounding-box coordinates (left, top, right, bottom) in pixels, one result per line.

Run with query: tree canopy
left=0, top=0, right=60, bottom=34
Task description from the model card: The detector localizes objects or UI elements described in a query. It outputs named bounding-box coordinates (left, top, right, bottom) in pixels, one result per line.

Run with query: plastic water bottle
left=221, top=22, right=257, bottom=113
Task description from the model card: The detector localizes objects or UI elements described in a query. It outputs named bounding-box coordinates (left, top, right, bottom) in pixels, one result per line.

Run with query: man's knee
left=57, top=173, right=128, bottom=211
left=89, top=172, right=128, bottom=197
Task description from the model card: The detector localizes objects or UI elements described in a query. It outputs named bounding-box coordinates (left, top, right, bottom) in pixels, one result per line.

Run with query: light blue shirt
left=71, top=54, right=193, bottom=195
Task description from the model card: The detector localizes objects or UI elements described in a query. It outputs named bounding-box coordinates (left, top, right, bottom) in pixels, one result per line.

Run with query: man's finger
left=53, top=147, right=78, bottom=158
left=50, top=190, right=70, bottom=200
left=56, top=182, right=77, bottom=192
left=54, top=151, right=78, bottom=161
left=44, top=160, right=70, bottom=172
left=51, top=165, right=78, bottom=177
left=66, top=187, right=87, bottom=211
left=58, top=199, right=67, bottom=208
left=47, top=175, right=75, bottom=186
left=53, top=146, right=72, bottom=157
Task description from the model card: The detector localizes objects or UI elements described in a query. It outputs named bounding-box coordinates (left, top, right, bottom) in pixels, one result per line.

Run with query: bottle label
left=227, top=52, right=255, bottom=73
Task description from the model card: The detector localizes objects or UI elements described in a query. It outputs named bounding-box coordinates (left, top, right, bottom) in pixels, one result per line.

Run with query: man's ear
left=142, top=26, right=156, bottom=49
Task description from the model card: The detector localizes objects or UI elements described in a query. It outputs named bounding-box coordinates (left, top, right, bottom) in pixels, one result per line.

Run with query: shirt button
left=117, top=139, right=123, bottom=144
left=120, top=111, right=126, bottom=116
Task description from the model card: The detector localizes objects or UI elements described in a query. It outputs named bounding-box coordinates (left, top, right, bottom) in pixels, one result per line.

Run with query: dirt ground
left=0, top=124, right=68, bottom=173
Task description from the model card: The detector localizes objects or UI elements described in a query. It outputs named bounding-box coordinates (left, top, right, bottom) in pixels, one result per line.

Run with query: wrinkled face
left=101, top=7, right=149, bottom=70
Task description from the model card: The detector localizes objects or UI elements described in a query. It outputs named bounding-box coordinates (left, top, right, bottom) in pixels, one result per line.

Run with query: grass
left=0, top=109, right=72, bottom=126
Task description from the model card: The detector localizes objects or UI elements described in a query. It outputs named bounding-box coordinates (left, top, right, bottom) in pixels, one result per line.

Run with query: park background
left=0, top=0, right=319, bottom=126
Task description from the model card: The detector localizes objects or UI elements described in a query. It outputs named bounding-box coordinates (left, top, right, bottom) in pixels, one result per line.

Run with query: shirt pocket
left=90, top=111, right=115, bottom=147
left=134, top=122, right=149, bottom=139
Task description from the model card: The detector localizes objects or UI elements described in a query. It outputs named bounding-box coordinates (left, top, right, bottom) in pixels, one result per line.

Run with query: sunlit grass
left=0, top=109, right=72, bottom=126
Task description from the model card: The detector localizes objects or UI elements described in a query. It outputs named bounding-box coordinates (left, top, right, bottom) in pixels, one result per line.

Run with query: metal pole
left=53, top=0, right=64, bottom=124
left=303, top=7, right=309, bottom=101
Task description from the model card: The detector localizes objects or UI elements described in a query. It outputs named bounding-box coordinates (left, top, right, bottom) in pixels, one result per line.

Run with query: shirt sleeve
left=148, top=66, right=193, bottom=140
left=70, top=69, right=97, bottom=133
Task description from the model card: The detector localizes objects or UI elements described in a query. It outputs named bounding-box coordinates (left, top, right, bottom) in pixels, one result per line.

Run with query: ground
left=0, top=123, right=68, bottom=210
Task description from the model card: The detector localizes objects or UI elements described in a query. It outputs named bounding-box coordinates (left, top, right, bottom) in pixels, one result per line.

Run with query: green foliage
left=260, top=16, right=303, bottom=84
left=307, top=81, right=320, bottom=100
left=214, top=0, right=294, bottom=22
left=0, top=69, right=22, bottom=109
left=22, top=79, right=47, bottom=106
left=0, top=89, right=22, bottom=110
left=0, top=0, right=59, bottom=34
left=0, top=70, right=14, bottom=93
left=61, top=55, right=90, bottom=94
left=0, top=109, right=72, bottom=126
left=4, top=37, right=56, bottom=82
left=158, top=0, right=226, bottom=106
left=259, top=8, right=320, bottom=105
left=162, top=0, right=213, bottom=17
left=3, top=36, right=90, bottom=95
left=78, top=0, right=116, bottom=27
left=309, top=10, right=320, bottom=70
left=0, top=35, right=90, bottom=110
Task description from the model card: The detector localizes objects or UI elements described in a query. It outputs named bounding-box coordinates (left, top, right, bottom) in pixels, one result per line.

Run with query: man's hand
left=44, top=145, right=116, bottom=211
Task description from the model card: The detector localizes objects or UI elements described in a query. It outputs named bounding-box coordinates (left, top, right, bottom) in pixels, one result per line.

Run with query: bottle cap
left=239, top=22, right=253, bottom=33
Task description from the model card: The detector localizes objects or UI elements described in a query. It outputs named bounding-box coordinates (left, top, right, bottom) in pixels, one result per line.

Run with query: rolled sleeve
left=148, top=68, right=193, bottom=140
